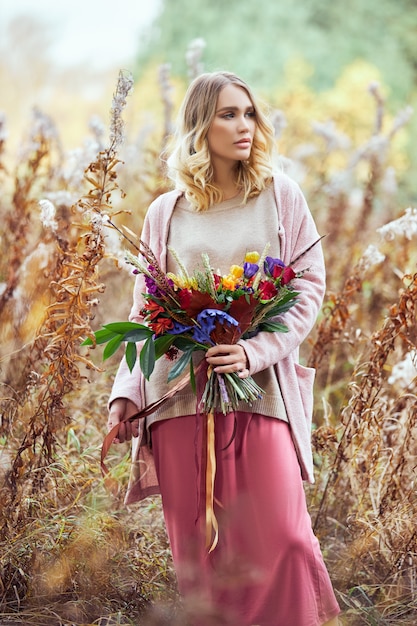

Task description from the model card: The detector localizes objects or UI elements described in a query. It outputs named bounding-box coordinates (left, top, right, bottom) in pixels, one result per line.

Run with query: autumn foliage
left=0, top=64, right=416, bottom=625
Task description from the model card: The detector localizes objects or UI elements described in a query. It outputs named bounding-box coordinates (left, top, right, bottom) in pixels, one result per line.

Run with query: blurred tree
left=136, top=0, right=417, bottom=101
left=0, top=16, right=54, bottom=119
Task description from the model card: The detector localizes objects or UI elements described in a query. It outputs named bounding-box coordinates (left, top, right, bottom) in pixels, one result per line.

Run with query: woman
left=108, top=71, right=341, bottom=626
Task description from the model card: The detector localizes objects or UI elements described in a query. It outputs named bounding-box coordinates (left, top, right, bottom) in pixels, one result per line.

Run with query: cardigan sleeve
left=107, top=196, right=164, bottom=408
left=107, top=190, right=181, bottom=408
left=238, top=177, right=325, bottom=375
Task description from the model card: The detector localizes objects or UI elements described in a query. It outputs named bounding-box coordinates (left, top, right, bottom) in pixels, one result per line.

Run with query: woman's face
left=206, top=83, right=256, bottom=173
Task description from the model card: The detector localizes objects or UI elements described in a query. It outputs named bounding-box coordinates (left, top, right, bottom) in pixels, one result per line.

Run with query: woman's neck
left=212, top=167, right=240, bottom=201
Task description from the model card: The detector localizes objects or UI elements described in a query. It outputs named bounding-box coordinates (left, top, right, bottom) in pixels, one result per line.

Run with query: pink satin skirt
left=151, top=412, right=340, bottom=626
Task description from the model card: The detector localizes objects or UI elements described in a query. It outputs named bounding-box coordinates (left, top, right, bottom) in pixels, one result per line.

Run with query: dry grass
left=0, top=66, right=416, bottom=625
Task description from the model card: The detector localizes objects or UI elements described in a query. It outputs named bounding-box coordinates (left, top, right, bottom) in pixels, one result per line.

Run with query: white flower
left=64, top=141, right=100, bottom=188
left=89, top=115, right=106, bottom=149
left=323, top=171, right=353, bottom=197
left=45, top=190, right=78, bottom=208
left=39, top=199, right=58, bottom=232
left=390, top=105, right=414, bottom=136
left=290, top=143, right=319, bottom=160
left=358, top=244, right=385, bottom=272
left=349, top=187, right=364, bottom=210
left=312, top=120, right=351, bottom=151
left=388, top=351, right=417, bottom=388
left=109, top=70, right=134, bottom=149
left=18, top=108, right=58, bottom=160
left=377, top=207, right=417, bottom=241
left=90, top=212, right=104, bottom=233
left=270, top=109, right=287, bottom=139
left=31, top=107, right=58, bottom=142
left=186, top=38, right=206, bottom=78
left=368, top=81, right=381, bottom=97
left=89, top=115, right=105, bottom=137
left=354, top=135, right=389, bottom=165
left=380, top=166, right=397, bottom=196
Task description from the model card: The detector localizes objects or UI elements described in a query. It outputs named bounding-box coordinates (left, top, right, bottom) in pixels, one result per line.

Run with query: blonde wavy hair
left=166, top=71, right=275, bottom=212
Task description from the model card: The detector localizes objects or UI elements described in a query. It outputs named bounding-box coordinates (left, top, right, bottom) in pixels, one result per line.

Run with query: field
left=0, top=66, right=416, bottom=625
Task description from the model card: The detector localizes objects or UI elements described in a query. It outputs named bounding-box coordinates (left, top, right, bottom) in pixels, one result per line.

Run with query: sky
left=0, top=0, right=162, bottom=70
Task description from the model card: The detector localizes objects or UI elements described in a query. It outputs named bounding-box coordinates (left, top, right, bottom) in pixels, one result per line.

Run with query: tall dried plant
left=0, top=109, right=62, bottom=317
left=0, top=71, right=134, bottom=528
left=308, top=211, right=417, bottom=621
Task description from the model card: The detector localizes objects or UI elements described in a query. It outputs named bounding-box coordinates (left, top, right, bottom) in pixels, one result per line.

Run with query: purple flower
left=144, top=274, right=160, bottom=296
left=264, top=256, right=285, bottom=277
left=144, top=269, right=174, bottom=298
left=217, top=374, right=230, bottom=404
left=193, top=309, right=239, bottom=344
left=243, top=262, right=259, bottom=279
left=242, top=286, right=254, bottom=294
left=167, top=321, right=193, bottom=335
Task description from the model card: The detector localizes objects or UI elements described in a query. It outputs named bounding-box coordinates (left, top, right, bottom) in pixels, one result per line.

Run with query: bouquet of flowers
left=84, top=241, right=302, bottom=414
left=84, top=239, right=316, bottom=551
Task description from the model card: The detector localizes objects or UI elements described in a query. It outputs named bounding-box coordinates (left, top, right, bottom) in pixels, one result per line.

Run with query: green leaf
left=173, top=336, right=201, bottom=351
left=103, top=334, right=124, bottom=360
left=81, top=327, right=118, bottom=346
left=167, top=347, right=195, bottom=382
left=261, top=292, right=299, bottom=316
left=189, top=359, right=196, bottom=394
left=154, top=334, right=176, bottom=359
left=125, top=341, right=138, bottom=372
left=259, top=321, right=289, bottom=333
left=140, top=336, right=156, bottom=380
left=67, top=427, right=81, bottom=453
left=103, top=321, right=149, bottom=334
left=124, top=327, right=153, bottom=342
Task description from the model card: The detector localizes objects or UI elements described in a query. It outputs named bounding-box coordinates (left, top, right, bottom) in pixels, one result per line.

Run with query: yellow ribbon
left=205, top=408, right=219, bottom=553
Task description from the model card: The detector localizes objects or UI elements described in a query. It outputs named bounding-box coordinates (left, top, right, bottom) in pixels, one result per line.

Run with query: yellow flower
left=244, top=251, right=260, bottom=263
left=166, top=272, right=181, bottom=286
left=222, top=276, right=237, bottom=290
left=229, top=264, right=244, bottom=279
left=167, top=273, right=197, bottom=289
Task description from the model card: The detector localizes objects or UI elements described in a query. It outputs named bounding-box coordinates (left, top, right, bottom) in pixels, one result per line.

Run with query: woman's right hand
left=107, top=398, right=140, bottom=443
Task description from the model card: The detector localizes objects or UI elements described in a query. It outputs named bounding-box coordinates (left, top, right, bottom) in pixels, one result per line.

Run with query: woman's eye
left=220, top=110, right=255, bottom=119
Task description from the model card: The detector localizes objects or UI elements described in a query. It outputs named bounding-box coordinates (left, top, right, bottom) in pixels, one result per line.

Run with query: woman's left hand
left=205, top=344, right=249, bottom=378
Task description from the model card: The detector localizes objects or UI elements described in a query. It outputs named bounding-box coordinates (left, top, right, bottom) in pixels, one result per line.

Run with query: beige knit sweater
left=144, top=183, right=287, bottom=428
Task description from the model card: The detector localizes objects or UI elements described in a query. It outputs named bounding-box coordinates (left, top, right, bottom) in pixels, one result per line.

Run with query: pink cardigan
left=109, top=172, right=325, bottom=501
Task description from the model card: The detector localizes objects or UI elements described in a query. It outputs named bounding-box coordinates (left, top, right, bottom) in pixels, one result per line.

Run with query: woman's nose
left=238, top=115, right=250, bottom=131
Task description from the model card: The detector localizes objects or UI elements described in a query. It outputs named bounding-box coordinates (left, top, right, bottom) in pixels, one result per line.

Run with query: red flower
left=165, top=346, right=179, bottom=361
left=282, top=266, right=296, bottom=284
left=258, top=280, right=278, bottom=301
left=181, top=290, right=220, bottom=318
left=149, top=317, right=174, bottom=335
left=144, top=300, right=165, bottom=320
left=274, top=266, right=296, bottom=285
left=177, top=288, right=192, bottom=309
